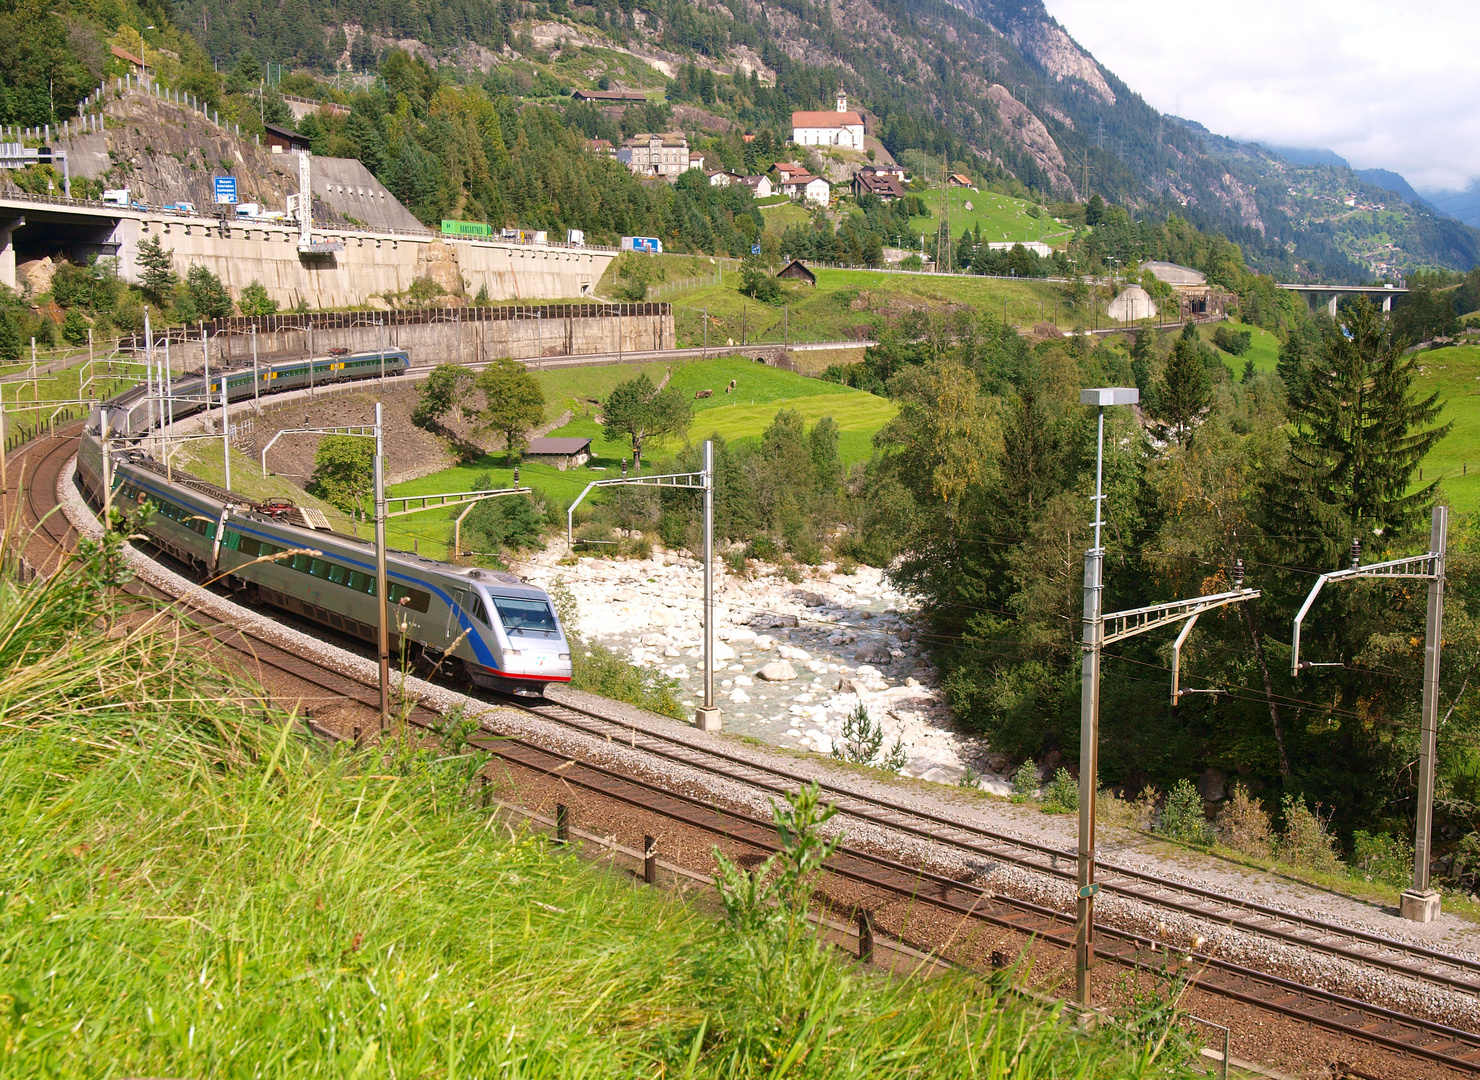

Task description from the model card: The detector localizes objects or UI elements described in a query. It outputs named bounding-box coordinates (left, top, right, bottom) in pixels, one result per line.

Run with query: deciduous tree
left=602, top=372, right=691, bottom=469
left=477, top=357, right=545, bottom=461
left=306, top=435, right=373, bottom=514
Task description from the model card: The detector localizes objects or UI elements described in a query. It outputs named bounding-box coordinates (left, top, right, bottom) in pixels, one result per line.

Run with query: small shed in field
left=525, top=437, right=593, bottom=471
left=776, top=260, right=816, bottom=285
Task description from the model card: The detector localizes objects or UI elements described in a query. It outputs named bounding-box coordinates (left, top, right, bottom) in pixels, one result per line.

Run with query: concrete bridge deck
left=1277, top=282, right=1408, bottom=316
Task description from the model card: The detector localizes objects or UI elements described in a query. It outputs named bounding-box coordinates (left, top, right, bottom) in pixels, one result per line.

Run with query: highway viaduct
left=0, top=194, right=618, bottom=308
left=1276, top=282, right=1408, bottom=317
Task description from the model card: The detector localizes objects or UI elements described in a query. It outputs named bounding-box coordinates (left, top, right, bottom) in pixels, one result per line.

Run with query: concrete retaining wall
left=190, top=303, right=673, bottom=366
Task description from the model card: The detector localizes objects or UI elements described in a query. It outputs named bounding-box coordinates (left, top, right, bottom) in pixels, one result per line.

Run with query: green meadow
left=1410, top=344, right=1480, bottom=513
left=0, top=553, right=1188, bottom=1078
left=907, top=186, right=1067, bottom=246
left=666, top=265, right=1076, bottom=347
left=383, top=356, right=895, bottom=556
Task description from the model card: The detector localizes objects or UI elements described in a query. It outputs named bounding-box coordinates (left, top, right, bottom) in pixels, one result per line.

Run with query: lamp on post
left=1074, top=386, right=1138, bottom=1010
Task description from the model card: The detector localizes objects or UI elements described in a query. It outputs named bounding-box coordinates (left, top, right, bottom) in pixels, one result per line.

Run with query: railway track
left=505, top=695, right=1480, bottom=1001
left=14, top=427, right=1480, bottom=1076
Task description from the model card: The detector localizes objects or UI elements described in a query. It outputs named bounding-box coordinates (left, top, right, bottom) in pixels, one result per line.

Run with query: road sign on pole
left=214, top=176, right=238, bottom=204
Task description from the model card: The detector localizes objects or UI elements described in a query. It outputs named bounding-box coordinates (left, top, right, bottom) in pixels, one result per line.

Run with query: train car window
left=491, top=596, right=557, bottom=635
left=222, top=531, right=241, bottom=551
left=290, top=553, right=312, bottom=573
left=466, top=593, right=489, bottom=625
left=327, top=564, right=348, bottom=585
left=347, top=570, right=375, bottom=595
left=309, top=559, right=331, bottom=579
left=387, top=583, right=430, bottom=613
left=236, top=535, right=261, bottom=556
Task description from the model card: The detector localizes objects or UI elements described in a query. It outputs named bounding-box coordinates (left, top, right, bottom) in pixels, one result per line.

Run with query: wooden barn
left=776, top=260, right=817, bottom=285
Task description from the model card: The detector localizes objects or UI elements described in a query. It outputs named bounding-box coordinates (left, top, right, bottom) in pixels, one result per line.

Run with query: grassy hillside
left=1413, top=344, right=1480, bottom=512
left=667, top=266, right=1077, bottom=347
left=908, top=186, right=1068, bottom=247
left=0, top=552, right=1189, bottom=1078
left=388, top=356, right=895, bottom=556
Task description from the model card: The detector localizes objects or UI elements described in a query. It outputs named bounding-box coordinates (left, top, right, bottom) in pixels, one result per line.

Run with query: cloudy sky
left=1040, top=0, right=1480, bottom=199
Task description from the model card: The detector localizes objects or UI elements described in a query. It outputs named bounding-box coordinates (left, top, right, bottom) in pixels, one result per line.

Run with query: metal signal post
left=1291, top=506, right=1448, bottom=923
left=565, top=442, right=716, bottom=730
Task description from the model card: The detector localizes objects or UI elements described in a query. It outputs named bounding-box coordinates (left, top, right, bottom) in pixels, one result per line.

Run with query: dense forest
left=617, top=297, right=1478, bottom=889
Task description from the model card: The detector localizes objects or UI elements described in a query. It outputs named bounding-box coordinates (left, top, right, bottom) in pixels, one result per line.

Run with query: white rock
left=640, top=633, right=667, bottom=646
left=805, top=659, right=825, bottom=673
left=727, top=628, right=757, bottom=644
left=721, top=679, right=733, bottom=688
left=778, top=644, right=811, bottom=661
left=664, top=645, right=681, bottom=657
left=729, top=689, right=751, bottom=703
left=757, top=660, right=799, bottom=681
left=733, top=674, right=754, bottom=686
left=713, top=641, right=736, bottom=661
left=754, top=635, right=775, bottom=650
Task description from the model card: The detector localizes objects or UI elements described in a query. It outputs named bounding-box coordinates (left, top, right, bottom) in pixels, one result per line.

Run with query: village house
left=570, top=89, right=650, bottom=104
left=773, top=163, right=830, bottom=206
left=852, top=169, right=905, bottom=201
left=791, top=87, right=865, bottom=151
left=734, top=174, right=775, bottom=198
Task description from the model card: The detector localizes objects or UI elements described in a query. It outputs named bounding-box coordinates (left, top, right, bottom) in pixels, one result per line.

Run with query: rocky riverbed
left=515, top=546, right=1012, bottom=791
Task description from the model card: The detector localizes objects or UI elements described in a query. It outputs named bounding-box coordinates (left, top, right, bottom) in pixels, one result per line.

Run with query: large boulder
left=1197, top=767, right=1228, bottom=803
left=800, top=591, right=827, bottom=607
left=853, top=643, right=892, bottom=664
left=756, top=660, right=799, bottom=682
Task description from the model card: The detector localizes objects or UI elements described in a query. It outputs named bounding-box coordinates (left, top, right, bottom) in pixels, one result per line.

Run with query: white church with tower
left=791, top=87, right=865, bottom=150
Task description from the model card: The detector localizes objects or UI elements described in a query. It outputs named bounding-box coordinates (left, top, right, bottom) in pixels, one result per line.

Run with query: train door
left=446, top=586, right=468, bottom=640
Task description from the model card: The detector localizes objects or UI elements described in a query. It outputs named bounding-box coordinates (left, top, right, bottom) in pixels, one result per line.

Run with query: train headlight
left=559, top=653, right=570, bottom=660
left=505, top=648, right=522, bottom=658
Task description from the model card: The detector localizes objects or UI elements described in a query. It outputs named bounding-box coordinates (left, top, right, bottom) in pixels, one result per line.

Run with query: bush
left=1156, top=778, right=1212, bottom=845
left=739, top=257, right=782, bottom=304
left=461, top=494, right=546, bottom=554
left=61, top=309, right=89, bottom=346
left=1215, top=783, right=1272, bottom=858
left=238, top=280, right=277, bottom=317
left=1352, top=830, right=1411, bottom=887
left=1010, top=758, right=1038, bottom=803
left=1040, top=767, right=1078, bottom=814
left=745, top=536, right=781, bottom=562
left=1276, top=794, right=1340, bottom=871
left=1212, top=325, right=1252, bottom=356
left=833, top=702, right=907, bottom=771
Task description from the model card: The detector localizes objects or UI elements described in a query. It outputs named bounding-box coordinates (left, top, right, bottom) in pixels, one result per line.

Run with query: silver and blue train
left=78, top=349, right=572, bottom=695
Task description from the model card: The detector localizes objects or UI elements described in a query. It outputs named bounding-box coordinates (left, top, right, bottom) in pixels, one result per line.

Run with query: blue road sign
left=751, top=244, right=761, bottom=255
left=214, top=176, right=238, bottom=204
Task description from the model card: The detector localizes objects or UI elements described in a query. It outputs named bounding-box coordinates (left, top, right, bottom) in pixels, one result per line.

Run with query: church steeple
left=836, top=85, right=847, bottom=113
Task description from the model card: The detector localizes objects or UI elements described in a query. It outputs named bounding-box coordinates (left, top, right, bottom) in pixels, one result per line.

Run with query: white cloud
left=1040, top=0, right=1480, bottom=192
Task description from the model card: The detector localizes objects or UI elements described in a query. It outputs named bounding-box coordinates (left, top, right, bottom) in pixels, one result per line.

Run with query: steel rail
left=463, top=726, right=1480, bottom=1073
left=499, top=695, right=1480, bottom=998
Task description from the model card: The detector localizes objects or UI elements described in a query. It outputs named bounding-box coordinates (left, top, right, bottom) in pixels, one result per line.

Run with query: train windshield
left=490, top=595, right=558, bottom=636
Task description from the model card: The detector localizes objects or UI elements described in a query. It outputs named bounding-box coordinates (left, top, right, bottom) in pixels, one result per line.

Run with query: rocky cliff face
left=986, top=84, right=1073, bottom=194
left=33, top=90, right=393, bottom=231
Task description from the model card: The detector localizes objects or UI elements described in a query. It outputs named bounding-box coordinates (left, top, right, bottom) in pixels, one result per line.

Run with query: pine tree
left=1153, top=338, right=1210, bottom=448
left=1276, top=326, right=1312, bottom=417
left=136, top=235, right=176, bottom=308
left=0, top=314, right=20, bottom=364
left=1271, top=297, right=1450, bottom=560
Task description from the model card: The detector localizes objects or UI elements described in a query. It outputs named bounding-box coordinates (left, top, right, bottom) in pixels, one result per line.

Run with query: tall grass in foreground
left=0, top=538, right=1192, bottom=1077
